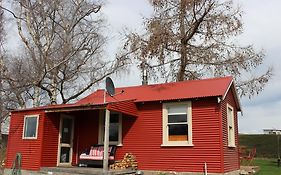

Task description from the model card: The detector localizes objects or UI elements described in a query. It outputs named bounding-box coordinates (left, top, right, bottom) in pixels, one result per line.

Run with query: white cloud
left=238, top=0, right=281, bottom=50
left=5, top=0, right=281, bottom=134
left=103, top=0, right=281, bottom=134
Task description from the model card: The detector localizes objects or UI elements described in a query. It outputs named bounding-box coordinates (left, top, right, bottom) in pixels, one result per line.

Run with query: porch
left=40, top=166, right=137, bottom=175
left=3, top=167, right=136, bottom=175
left=43, top=100, right=138, bottom=171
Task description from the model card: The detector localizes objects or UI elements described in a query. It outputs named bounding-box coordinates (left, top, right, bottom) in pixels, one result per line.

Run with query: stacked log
left=110, top=153, right=138, bottom=170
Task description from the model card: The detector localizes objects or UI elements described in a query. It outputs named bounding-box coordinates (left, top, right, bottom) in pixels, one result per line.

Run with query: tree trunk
left=50, top=76, right=57, bottom=105
left=177, top=0, right=188, bottom=81
left=33, top=87, right=40, bottom=107
left=0, top=57, right=3, bottom=142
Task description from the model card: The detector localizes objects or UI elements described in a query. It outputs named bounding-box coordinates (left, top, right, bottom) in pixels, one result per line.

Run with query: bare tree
left=1, top=0, right=129, bottom=106
left=0, top=0, right=6, bottom=142
left=121, top=0, right=272, bottom=98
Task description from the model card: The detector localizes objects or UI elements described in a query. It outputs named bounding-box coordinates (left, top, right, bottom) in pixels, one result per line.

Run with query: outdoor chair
left=240, top=147, right=256, bottom=166
left=79, top=144, right=117, bottom=167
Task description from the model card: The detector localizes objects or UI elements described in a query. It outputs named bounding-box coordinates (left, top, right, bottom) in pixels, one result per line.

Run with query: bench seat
left=79, top=144, right=117, bottom=167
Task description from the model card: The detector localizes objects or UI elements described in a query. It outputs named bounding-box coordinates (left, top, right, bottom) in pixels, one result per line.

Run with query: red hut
left=5, top=76, right=241, bottom=175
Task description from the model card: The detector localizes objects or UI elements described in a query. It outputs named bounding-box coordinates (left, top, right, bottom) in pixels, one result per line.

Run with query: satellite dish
left=106, top=77, right=115, bottom=97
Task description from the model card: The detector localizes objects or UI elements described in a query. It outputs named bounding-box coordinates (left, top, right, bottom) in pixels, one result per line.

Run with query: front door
left=57, top=115, right=74, bottom=166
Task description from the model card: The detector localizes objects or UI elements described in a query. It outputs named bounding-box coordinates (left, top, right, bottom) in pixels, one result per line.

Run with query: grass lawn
left=253, top=158, right=281, bottom=175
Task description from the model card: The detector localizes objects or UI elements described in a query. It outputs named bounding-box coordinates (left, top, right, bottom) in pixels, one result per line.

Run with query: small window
left=23, top=115, right=39, bottom=139
left=162, top=102, right=193, bottom=146
left=99, top=112, right=122, bottom=146
left=227, top=104, right=235, bottom=147
left=109, top=114, right=120, bottom=142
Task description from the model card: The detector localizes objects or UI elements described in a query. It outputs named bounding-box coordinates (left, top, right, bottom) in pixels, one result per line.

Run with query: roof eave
left=44, top=104, right=106, bottom=113
left=222, top=79, right=242, bottom=112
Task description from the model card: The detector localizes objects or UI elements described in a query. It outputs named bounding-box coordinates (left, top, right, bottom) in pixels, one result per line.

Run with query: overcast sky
left=3, top=1, right=281, bottom=134
left=101, top=0, right=281, bottom=134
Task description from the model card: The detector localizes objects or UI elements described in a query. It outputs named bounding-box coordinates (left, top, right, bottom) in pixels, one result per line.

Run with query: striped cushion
left=80, top=146, right=115, bottom=160
left=90, top=146, right=113, bottom=156
left=79, top=155, right=115, bottom=160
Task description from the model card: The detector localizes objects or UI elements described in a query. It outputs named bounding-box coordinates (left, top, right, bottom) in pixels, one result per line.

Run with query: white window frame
left=227, top=104, right=236, bottom=147
left=22, top=114, right=39, bottom=139
left=98, top=110, right=123, bottom=146
left=162, top=101, right=193, bottom=147
left=57, top=114, right=74, bottom=166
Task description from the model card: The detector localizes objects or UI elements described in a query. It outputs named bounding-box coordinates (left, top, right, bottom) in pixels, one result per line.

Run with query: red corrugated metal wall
left=107, top=100, right=138, bottom=117
left=41, top=113, right=60, bottom=167
left=221, top=88, right=240, bottom=172
left=73, top=110, right=100, bottom=165
left=116, top=98, right=224, bottom=173
left=6, top=110, right=45, bottom=171
left=5, top=92, right=239, bottom=173
left=36, top=110, right=100, bottom=167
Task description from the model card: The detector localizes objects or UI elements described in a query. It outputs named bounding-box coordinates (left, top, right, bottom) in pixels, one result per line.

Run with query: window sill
left=161, top=143, right=194, bottom=147
left=22, top=137, right=37, bottom=140
left=228, top=145, right=236, bottom=148
left=99, top=142, right=123, bottom=146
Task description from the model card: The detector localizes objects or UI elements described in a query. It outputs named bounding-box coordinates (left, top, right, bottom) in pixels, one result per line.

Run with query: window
left=162, top=102, right=192, bottom=146
left=23, top=115, right=39, bottom=139
left=99, top=112, right=122, bottom=146
left=227, top=104, right=235, bottom=147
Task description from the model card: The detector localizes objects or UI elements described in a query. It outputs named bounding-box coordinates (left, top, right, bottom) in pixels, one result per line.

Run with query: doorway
left=57, top=115, right=74, bottom=166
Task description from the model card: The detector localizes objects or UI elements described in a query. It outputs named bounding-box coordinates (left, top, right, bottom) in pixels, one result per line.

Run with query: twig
left=0, top=5, right=25, bottom=21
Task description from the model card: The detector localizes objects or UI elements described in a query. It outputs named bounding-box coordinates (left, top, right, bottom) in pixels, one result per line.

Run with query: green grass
left=253, top=159, right=281, bottom=175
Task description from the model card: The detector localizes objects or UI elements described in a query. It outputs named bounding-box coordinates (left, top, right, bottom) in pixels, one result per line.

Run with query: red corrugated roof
left=77, top=76, right=235, bottom=105
left=11, top=76, right=241, bottom=113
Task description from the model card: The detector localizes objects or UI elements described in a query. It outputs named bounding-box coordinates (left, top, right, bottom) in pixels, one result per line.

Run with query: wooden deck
left=40, top=167, right=136, bottom=175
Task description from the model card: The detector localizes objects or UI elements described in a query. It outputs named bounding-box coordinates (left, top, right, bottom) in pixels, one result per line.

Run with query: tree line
left=0, top=0, right=273, bottom=137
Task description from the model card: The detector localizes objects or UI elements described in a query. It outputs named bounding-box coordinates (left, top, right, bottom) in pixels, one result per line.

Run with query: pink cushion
left=90, top=146, right=113, bottom=156
left=80, top=146, right=115, bottom=161
left=79, top=155, right=115, bottom=160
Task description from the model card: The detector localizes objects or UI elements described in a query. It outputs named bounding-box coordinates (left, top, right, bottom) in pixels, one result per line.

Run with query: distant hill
left=239, top=134, right=280, bottom=158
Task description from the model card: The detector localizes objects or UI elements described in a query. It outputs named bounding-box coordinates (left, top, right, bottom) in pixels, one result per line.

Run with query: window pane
left=60, top=147, right=70, bottom=163
left=102, top=113, right=120, bottom=142
left=24, top=117, right=37, bottom=138
left=109, top=123, right=119, bottom=141
left=110, top=114, right=119, bottom=123
left=110, top=114, right=119, bottom=141
left=168, top=114, right=187, bottom=123
left=168, top=105, right=186, bottom=114
left=61, top=118, right=72, bottom=144
left=227, top=107, right=233, bottom=126
left=168, top=124, right=188, bottom=141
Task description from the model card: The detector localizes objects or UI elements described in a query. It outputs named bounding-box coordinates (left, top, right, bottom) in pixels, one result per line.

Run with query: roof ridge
left=114, top=76, right=233, bottom=90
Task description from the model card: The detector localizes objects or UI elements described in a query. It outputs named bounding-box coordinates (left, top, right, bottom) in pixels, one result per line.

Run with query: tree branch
left=0, top=5, right=26, bottom=21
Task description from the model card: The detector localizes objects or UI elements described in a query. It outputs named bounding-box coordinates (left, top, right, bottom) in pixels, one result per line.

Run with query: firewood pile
left=110, top=153, right=138, bottom=170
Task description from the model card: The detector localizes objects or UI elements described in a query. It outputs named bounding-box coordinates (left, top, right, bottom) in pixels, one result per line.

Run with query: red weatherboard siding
left=221, top=87, right=240, bottom=172
left=41, top=113, right=60, bottom=167
left=6, top=110, right=45, bottom=171
left=107, top=100, right=138, bottom=117
left=117, top=98, right=224, bottom=173
left=73, top=110, right=100, bottom=164
left=5, top=77, right=240, bottom=173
